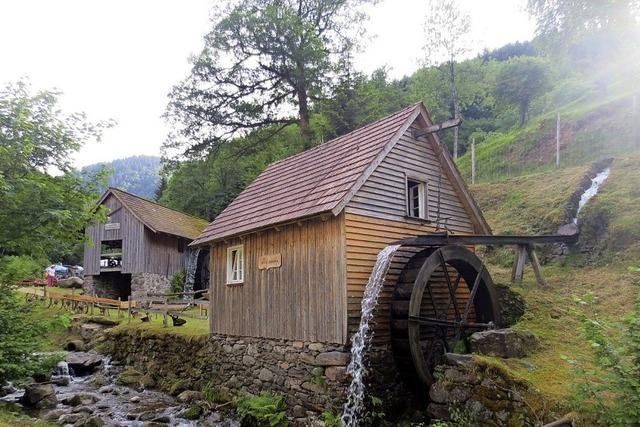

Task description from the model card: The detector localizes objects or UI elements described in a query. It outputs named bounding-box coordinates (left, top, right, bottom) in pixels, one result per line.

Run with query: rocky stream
left=1, top=351, right=238, bottom=426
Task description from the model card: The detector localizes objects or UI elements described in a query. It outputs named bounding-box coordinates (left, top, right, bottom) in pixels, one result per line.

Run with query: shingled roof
left=192, top=103, right=489, bottom=245
left=99, top=188, right=209, bottom=240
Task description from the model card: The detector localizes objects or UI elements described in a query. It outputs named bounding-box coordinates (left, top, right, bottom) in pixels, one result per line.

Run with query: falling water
left=342, top=244, right=401, bottom=427
left=55, top=361, right=70, bottom=377
left=183, top=248, right=201, bottom=296
left=573, top=167, right=611, bottom=224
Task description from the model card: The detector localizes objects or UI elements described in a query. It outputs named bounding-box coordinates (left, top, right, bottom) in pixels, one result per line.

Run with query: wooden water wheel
left=390, top=245, right=501, bottom=386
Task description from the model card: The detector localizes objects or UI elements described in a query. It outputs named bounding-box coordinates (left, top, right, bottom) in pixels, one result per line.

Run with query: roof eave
left=189, top=210, right=337, bottom=247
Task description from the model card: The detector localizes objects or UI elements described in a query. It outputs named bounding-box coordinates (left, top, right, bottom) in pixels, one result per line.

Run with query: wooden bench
left=129, top=290, right=208, bottom=327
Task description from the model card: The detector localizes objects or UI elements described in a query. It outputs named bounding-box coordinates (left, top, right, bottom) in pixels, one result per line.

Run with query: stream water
left=341, top=244, right=401, bottom=427
left=1, top=353, right=237, bottom=426
left=572, top=167, right=611, bottom=224
left=183, top=248, right=201, bottom=296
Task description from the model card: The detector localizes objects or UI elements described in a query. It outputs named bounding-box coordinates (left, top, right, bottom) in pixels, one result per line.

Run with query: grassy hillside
left=458, top=88, right=638, bottom=183
left=579, top=156, right=640, bottom=259
left=470, top=155, right=640, bottom=423
left=471, top=164, right=589, bottom=235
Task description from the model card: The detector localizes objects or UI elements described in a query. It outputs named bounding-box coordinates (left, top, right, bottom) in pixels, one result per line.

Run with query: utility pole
left=633, top=93, right=639, bottom=149
left=471, top=137, right=476, bottom=185
left=556, top=112, right=560, bottom=168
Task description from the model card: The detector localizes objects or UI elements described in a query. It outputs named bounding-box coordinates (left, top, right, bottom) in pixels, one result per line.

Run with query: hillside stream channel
left=0, top=352, right=239, bottom=427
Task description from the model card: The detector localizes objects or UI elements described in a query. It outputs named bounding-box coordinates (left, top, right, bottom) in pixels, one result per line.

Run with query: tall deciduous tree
left=527, top=0, right=640, bottom=43
left=422, top=0, right=471, bottom=159
left=495, top=57, right=550, bottom=128
left=0, top=81, right=108, bottom=261
left=165, top=0, right=373, bottom=157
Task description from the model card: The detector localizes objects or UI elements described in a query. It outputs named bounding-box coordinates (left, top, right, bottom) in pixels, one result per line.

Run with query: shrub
left=0, top=255, right=45, bottom=285
left=202, top=380, right=230, bottom=403
left=569, top=267, right=640, bottom=425
left=236, top=392, right=288, bottom=427
left=0, top=284, right=50, bottom=383
left=170, top=270, right=186, bottom=294
left=321, top=411, right=342, bottom=427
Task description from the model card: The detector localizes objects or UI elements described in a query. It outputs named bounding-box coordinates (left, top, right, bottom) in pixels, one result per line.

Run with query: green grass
left=471, top=164, right=588, bottom=235
left=468, top=154, right=640, bottom=415
left=486, top=262, right=636, bottom=406
left=110, top=308, right=210, bottom=337
left=11, top=288, right=75, bottom=351
left=457, top=88, right=638, bottom=183
left=0, top=406, right=55, bottom=427
left=17, top=286, right=210, bottom=338
left=579, top=156, right=640, bottom=258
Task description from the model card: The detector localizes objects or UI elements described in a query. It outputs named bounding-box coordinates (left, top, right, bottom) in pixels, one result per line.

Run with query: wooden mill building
left=83, top=188, right=210, bottom=300
left=192, top=103, right=490, bottom=345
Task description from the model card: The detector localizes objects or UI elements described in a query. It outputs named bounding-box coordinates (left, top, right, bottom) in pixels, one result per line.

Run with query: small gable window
left=226, top=245, right=244, bottom=284
left=406, top=178, right=428, bottom=219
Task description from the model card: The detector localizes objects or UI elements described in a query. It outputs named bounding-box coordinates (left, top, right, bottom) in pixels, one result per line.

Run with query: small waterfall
left=573, top=167, right=611, bottom=224
left=342, top=244, right=401, bottom=427
left=183, top=248, right=201, bottom=296
left=55, top=361, right=70, bottom=377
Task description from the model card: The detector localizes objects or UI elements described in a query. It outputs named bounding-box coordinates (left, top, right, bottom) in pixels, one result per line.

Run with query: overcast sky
left=0, top=0, right=535, bottom=168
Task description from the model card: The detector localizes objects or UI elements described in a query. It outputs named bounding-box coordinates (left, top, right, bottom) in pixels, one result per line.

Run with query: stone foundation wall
left=131, top=273, right=170, bottom=299
left=103, top=330, right=349, bottom=421
left=82, top=274, right=123, bottom=300
left=102, top=330, right=414, bottom=422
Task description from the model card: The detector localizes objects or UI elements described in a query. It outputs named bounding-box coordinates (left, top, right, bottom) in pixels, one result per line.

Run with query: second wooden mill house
left=191, top=102, right=490, bottom=345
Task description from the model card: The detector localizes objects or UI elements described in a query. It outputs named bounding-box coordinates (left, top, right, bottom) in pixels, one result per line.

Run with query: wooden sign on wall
left=258, top=253, right=282, bottom=270
left=104, top=223, right=120, bottom=230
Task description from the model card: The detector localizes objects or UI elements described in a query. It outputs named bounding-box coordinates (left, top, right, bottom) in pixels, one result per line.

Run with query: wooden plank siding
left=208, top=214, right=347, bottom=344
left=347, top=125, right=475, bottom=234
left=143, top=230, right=188, bottom=277
left=344, top=213, right=439, bottom=342
left=344, top=124, right=477, bottom=343
left=84, top=193, right=186, bottom=276
left=83, top=224, right=101, bottom=275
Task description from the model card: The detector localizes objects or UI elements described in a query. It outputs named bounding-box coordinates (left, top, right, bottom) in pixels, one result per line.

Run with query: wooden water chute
left=390, top=233, right=578, bottom=386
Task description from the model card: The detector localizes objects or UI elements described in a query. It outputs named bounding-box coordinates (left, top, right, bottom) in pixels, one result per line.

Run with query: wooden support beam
left=413, top=118, right=462, bottom=138
left=396, top=233, right=578, bottom=247
left=510, top=244, right=548, bottom=287
left=526, top=244, right=548, bottom=287
left=511, top=245, right=527, bottom=284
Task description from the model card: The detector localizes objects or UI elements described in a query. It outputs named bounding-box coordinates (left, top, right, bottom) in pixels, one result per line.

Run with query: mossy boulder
left=21, top=383, right=57, bottom=409
left=469, top=329, right=538, bottom=358
left=178, top=404, right=203, bottom=420
left=428, top=353, right=554, bottom=426
left=117, top=368, right=144, bottom=389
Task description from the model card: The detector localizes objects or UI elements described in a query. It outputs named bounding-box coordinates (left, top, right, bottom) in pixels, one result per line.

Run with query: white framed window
left=226, top=245, right=244, bottom=284
left=406, top=177, right=428, bottom=219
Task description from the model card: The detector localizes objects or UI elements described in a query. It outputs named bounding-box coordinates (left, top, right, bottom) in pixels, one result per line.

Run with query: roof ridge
left=108, top=187, right=208, bottom=223
left=298, top=104, right=421, bottom=204
left=265, top=103, right=421, bottom=170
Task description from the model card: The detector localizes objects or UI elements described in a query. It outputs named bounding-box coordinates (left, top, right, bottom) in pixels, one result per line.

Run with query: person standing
left=46, top=265, right=56, bottom=287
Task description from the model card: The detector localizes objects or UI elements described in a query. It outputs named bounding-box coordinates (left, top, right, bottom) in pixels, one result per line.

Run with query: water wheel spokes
left=407, top=245, right=500, bottom=386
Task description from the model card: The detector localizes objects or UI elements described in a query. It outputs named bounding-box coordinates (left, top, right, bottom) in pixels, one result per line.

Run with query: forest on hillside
left=81, top=155, right=161, bottom=199
left=158, top=0, right=640, bottom=221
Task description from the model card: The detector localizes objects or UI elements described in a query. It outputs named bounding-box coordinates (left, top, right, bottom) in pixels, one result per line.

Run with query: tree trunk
left=450, top=60, right=460, bottom=159
left=519, top=99, right=529, bottom=128
left=295, top=62, right=313, bottom=150
left=297, top=90, right=313, bottom=149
